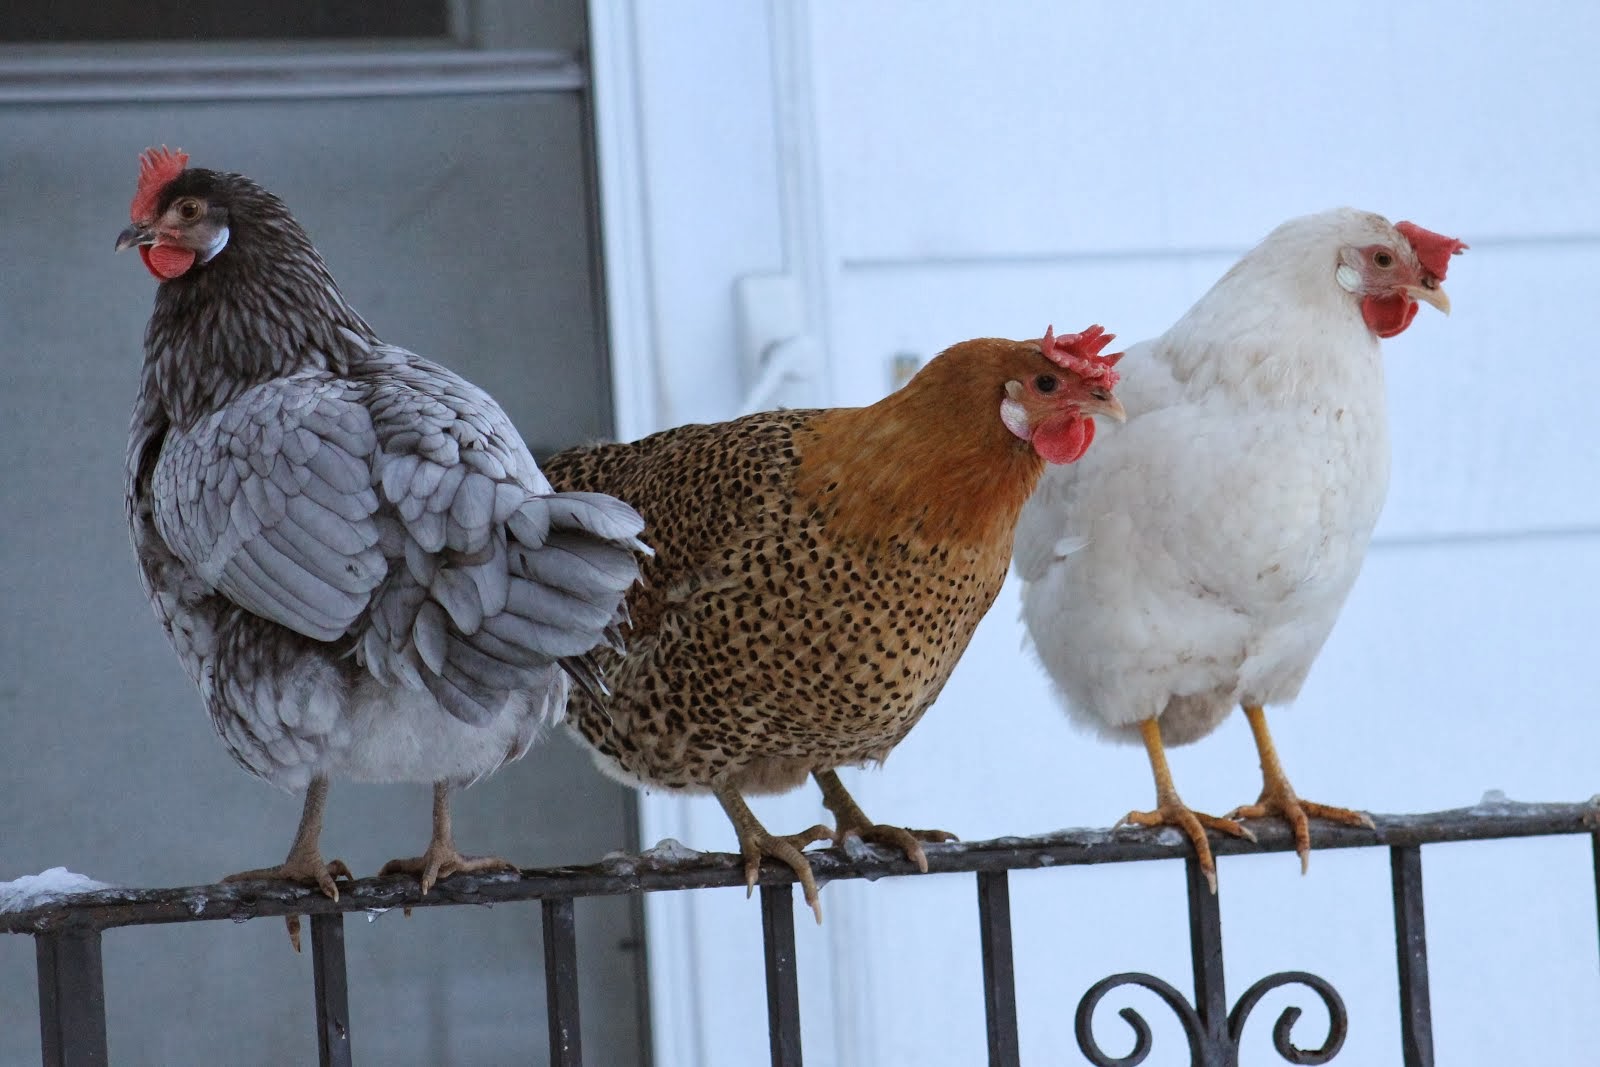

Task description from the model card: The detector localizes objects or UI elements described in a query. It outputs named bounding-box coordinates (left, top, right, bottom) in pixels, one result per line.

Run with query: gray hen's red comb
left=131, top=146, right=189, bottom=222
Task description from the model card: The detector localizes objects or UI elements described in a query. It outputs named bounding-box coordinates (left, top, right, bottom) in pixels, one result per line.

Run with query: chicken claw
left=222, top=776, right=352, bottom=951
left=1121, top=718, right=1253, bottom=893
left=380, top=847, right=518, bottom=896
left=1232, top=704, right=1375, bottom=874
left=715, top=785, right=832, bottom=923
left=223, top=854, right=353, bottom=900
left=223, top=855, right=353, bottom=954
left=1226, top=793, right=1374, bottom=875
left=1116, top=801, right=1254, bottom=894
left=814, top=769, right=957, bottom=873
left=380, top=780, right=520, bottom=896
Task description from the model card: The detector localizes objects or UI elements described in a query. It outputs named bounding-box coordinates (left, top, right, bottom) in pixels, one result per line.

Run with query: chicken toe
left=715, top=785, right=832, bottom=923
left=814, top=769, right=957, bottom=873
left=380, top=781, right=520, bottom=895
left=1232, top=704, right=1374, bottom=873
left=1226, top=792, right=1374, bottom=875
left=380, top=847, right=519, bottom=896
left=223, top=855, right=353, bottom=900
left=219, top=777, right=351, bottom=951
left=1117, top=801, right=1253, bottom=893
left=1122, top=718, right=1254, bottom=893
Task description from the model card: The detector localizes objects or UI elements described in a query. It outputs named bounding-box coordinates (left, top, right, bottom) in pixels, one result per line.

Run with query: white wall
left=601, top=3, right=1600, bottom=1064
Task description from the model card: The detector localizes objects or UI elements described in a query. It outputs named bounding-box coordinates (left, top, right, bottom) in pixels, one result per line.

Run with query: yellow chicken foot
left=1226, top=704, right=1375, bottom=874
left=380, top=781, right=519, bottom=896
left=222, top=775, right=352, bottom=951
left=714, top=785, right=833, bottom=924
left=813, top=769, right=957, bottom=873
left=1117, top=718, right=1254, bottom=893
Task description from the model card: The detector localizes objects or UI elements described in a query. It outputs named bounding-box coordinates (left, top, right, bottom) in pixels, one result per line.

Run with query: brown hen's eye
left=1034, top=374, right=1058, bottom=393
left=1373, top=250, right=1394, bottom=268
left=175, top=199, right=203, bottom=222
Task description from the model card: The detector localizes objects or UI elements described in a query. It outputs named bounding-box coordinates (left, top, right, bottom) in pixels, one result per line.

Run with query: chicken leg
left=714, top=785, right=834, bottom=924
left=814, top=769, right=957, bottom=873
left=222, top=774, right=352, bottom=951
left=1117, top=718, right=1254, bottom=892
left=1226, top=704, right=1374, bottom=873
left=380, top=781, right=519, bottom=895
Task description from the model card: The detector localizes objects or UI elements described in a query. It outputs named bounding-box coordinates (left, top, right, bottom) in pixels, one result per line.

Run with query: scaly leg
left=223, top=775, right=353, bottom=951
left=1226, top=704, right=1374, bottom=874
left=1117, top=718, right=1254, bottom=893
left=813, top=769, right=957, bottom=873
left=380, top=781, right=519, bottom=895
left=714, top=785, right=833, bottom=924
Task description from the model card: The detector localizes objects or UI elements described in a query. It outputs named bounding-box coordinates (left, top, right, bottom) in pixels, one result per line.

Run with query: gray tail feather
left=558, top=652, right=611, bottom=703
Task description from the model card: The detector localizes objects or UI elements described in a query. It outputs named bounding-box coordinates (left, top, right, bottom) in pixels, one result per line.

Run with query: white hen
left=1013, top=208, right=1465, bottom=885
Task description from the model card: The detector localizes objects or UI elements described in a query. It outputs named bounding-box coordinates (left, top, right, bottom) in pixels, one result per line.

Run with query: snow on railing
left=4, top=799, right=1597, bottom=1067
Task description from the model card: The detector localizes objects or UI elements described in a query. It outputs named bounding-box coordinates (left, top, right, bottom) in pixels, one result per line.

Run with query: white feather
left=1015, top=208, right=1412, bottom=747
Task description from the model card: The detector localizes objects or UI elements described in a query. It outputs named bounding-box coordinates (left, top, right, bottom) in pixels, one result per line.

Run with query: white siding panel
left=829, top=242, right=1600, bottom=539
left=812, top=3, right=1600, bottom=260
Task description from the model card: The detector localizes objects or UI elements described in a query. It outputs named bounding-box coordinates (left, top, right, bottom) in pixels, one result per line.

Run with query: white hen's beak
left=1406, top=283, right=1452, bottom=315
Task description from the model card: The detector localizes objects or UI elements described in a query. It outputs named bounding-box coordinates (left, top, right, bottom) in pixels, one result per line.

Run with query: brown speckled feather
left=542, top=372, right=1042, bottom=796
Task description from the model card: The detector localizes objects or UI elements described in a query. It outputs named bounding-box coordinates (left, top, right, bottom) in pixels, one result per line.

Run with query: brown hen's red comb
left=1395, top=221, right=1467, bottom=281
left=1041, top=324, right=1121, bottom=387
left=130, top=146, right=188, bottom=222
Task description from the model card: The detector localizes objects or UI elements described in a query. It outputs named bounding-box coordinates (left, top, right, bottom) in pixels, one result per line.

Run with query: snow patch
left=639, top=838, right=706, bottom=863
left=600, top=850, right=638, bottom=875
left=0, top=869, right=116, bottom=913
left=1476, top=788, right=1511, bottom=810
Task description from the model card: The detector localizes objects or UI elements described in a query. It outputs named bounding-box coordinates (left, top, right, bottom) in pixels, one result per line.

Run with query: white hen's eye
left=1373, top=250, right=1395, bottom=269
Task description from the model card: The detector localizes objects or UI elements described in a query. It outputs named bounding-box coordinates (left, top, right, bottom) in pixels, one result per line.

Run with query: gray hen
left=117, top=147, right=647, bottom=921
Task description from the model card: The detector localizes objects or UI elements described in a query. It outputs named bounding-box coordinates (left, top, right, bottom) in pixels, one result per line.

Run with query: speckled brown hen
left=541, top=327, right=1125, bottom=919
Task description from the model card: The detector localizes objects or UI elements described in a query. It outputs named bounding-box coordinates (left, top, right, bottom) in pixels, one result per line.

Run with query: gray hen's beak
left=115, top=223, right=155, bottom=252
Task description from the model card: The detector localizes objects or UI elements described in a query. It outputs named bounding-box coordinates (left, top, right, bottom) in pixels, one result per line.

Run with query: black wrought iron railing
left=4, top=801, right=1596, bottom=1067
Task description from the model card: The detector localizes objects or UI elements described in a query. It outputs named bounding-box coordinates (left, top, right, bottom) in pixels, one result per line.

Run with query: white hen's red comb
left=130, top=146, right=189, bottom=222
left=1395, top=221, right=1467, bottom=282
left=1041, top=324, right=1121, bottom=387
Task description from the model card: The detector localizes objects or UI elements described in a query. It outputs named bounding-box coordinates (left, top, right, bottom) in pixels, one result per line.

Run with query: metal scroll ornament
left=1075, top=968, right=1347, bottom=1066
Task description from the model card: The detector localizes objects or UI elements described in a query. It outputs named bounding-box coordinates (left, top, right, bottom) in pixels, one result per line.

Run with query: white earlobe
left=198, top=225, right=230, bottom=264
left=1335, top=263, right=1362, bottom=294
left=1000, top=397, right=1032, bottom=441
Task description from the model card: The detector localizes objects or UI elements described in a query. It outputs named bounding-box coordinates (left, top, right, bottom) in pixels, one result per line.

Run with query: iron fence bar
left=1185, top=856, right=1229, bottom=1063
left=35, top=929, right=107, bottom=1067
left=975, top=870, right=1021, bottom=1067
left=760, top=883, right=803, bottom=1067
left=542, top=897, right=583, bottom=1067
left=1592, top=833, right=1600, bottom=978
left=1390, top=846, right=1433, bottom=1067
left=310, top=914, right=353, bottom=1067
left=6, top=803, right=1591, bottom=935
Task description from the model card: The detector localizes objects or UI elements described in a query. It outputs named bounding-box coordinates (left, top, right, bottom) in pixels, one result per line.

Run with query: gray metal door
left=0, top=4, right=648, bottom=1063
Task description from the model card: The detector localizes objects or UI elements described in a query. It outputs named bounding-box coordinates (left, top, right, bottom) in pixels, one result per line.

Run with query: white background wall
left=597, top=3, right=1599, bottom=1064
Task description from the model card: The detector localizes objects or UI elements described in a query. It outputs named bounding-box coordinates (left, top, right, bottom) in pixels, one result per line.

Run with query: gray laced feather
left=126, top=165, right=648, bottom=783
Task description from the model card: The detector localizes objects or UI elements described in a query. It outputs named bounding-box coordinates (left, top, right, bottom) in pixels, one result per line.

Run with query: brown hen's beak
left=1406, top=283, right=1451, bottom=315
left=115, top=223, right=155, bottom=252
left=1085, top=392, right=1127, bottom=423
